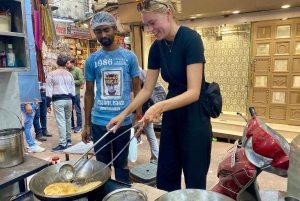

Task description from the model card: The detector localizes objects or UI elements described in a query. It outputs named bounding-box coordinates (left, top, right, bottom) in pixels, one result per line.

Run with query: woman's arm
left=107, top=69, right=159, bottom=132
left=143, top=63, right=203, bottom=123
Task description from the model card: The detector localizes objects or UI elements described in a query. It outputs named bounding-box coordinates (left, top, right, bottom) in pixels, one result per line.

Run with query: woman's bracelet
left=136, top=114, right=142, bottom=119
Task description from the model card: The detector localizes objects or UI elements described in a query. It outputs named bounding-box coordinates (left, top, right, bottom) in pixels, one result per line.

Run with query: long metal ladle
left=59, top=123, right=142, bottom=182
left=58, top=125, right=116, bottom=182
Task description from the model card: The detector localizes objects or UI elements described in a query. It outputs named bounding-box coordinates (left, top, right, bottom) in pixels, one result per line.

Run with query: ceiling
left=118, top=0, right=300, bottom=24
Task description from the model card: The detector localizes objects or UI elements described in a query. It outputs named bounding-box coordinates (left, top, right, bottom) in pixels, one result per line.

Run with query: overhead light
left=190, top=16, right=197, bottom=19
left=53, top=18, right=74, bottom=23
left=232, top=10, right=240, bottom=14
left=282, top=18, right=288, bottom=20
left=281, top=5, right=290, bottom=8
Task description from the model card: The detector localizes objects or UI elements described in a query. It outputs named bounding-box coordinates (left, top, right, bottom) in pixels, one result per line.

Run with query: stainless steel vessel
left=156, top=189, right=235, bottom=201
left=0, top=128, right=24, bottom=168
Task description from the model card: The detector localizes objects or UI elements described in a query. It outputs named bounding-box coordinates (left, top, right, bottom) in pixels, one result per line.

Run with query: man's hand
left=82, top=126, right=91, bottom=144
left=36, top=102, right=39, bottom=110
left=72, top=105, right=75, bottom=110
left=47, top=107, right=51, bottom=113
left=25, top=104, right=33, bottom=114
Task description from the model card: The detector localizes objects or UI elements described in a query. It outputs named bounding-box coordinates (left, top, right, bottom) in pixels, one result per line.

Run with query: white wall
left=0, top=73, right=22, bottom=130
left=52, top=0, right=89, bottom=19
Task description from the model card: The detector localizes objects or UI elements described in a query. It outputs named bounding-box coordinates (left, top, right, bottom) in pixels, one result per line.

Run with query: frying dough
left=44, top=182, right=78, bottom=196
left=77, top=181, right=102, bottom=193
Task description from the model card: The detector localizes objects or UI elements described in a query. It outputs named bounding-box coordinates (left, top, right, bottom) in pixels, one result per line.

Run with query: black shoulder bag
left=158, top=41, right=222, bottom=118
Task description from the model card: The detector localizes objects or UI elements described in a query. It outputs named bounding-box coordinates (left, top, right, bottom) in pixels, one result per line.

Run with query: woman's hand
left=142, top=102, right=164, bottom=125
left=106, top=113, right=127, bottom=133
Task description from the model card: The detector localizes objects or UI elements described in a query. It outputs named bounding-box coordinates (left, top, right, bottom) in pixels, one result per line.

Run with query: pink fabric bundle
left=34, top=10, right=42, bottom=50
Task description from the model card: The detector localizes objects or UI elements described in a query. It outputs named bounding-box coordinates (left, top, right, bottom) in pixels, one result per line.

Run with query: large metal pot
left=29, top=160, right=111, bottom=201
left=155, top=189, right=235, bottom=201
left=0, top=128, right=24, bottom=168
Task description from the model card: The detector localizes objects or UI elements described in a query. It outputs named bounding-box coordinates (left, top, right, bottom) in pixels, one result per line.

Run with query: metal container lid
left=130, top=163, right=157, bottom=183
left=102, top=188, right=147, bottom=201
left=0, top=128, right=22, bottom=138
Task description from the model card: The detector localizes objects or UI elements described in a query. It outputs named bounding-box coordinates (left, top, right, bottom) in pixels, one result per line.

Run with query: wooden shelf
left=0, top=32, right=25, bottom=37
left=0, top=67, right=29, bottom=72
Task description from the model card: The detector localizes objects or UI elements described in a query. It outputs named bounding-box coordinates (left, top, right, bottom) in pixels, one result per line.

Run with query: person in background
left=131, top=67, right=160, bottom=165
left=125, top=44, right=131, bottom=51
left=107, top=0, right=212, bottom=192
left=33, top=74, right=53, bottom=142
left=81, top=11, right=142, bottom=184
left=66, top=58, right=84, bottom=133
left=46, top=55, right=75, bottom=152
left=21, top=102, right=45, bottom=153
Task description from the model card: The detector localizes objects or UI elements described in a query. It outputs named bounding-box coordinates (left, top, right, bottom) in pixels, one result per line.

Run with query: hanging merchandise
left=47, top=4, right=58, bottom=46
left=34, top=10, right=42, bottom=50
left=42, top=5, right=53, bottom=44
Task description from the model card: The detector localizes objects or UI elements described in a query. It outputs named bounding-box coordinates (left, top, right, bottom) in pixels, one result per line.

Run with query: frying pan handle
left=249, top=107, right=256, bottom=117
left=73, top=125, right=116, bottom=167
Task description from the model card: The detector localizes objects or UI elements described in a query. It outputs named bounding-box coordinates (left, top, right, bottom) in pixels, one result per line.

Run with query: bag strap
left=158, top=41, right=187, bottom=89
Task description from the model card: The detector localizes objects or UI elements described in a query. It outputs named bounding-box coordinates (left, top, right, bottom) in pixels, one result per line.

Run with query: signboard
left=54, top=21, right=67, bottom=35
left=70, top=26, right=91, bottom=39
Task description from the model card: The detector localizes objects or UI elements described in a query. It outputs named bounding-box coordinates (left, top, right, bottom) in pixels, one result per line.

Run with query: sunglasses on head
left=137, top=0, right=168, bottom=12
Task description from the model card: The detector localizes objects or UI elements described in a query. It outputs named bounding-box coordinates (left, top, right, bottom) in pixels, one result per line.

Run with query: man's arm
left=74, top=68, right=84, bottom=86
left=84, top=81, right=95, bottom=126
left=82, top=80, right=95, bottom=143
left=132, top=76, right=142, bottom=118
left=46, top=75, right=53, bottom=112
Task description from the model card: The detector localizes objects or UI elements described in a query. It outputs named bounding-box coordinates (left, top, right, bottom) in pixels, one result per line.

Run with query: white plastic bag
left=128, top=128, right=137, bottom=162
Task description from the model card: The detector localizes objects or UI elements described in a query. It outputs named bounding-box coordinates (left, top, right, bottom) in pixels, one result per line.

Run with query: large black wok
left=29, top=160, right=111, bottom=201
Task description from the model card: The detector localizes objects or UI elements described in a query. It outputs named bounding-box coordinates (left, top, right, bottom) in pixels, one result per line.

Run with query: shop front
left=43, top=20, right=92, bottom=74
left=118, top=0, right=300, bottom=125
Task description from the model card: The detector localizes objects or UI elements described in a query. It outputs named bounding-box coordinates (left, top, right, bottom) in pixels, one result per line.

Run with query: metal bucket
left=0, top=128, right=24, bottom=168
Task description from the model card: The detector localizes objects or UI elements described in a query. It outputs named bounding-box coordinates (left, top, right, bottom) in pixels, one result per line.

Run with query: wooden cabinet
left=0, top=0, right=30, bottom=72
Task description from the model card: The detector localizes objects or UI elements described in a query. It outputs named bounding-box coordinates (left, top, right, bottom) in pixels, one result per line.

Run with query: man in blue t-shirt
left=82, top=11, right=142, bottom=183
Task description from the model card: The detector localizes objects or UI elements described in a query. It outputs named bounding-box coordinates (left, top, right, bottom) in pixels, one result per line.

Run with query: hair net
left=90, top=12, right=117, bottom=29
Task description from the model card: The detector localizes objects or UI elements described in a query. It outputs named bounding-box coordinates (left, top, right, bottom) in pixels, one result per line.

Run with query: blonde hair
left=140, top=0, right=182, bottom=16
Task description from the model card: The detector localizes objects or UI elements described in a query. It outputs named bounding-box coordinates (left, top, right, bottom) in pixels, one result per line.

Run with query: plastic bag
left=128, top=128, right=137, bottom=162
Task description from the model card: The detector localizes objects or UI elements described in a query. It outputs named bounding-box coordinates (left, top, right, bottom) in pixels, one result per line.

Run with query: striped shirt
left=46, top=69, right=75, bottom=107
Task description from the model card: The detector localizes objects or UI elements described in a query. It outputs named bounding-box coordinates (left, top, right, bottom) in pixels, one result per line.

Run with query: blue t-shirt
left=85, top=47, right=140, bottom=126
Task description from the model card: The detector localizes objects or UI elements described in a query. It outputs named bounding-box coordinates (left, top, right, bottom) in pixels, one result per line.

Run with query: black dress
left=148, top=26, right=213, bottom=192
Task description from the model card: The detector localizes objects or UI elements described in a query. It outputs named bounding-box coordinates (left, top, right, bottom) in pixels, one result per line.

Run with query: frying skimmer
left=59, top=123, right=143, bottom=182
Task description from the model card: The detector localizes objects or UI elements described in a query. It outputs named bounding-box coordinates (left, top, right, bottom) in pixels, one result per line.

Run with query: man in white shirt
left=46, top=55, right=75, bottom=152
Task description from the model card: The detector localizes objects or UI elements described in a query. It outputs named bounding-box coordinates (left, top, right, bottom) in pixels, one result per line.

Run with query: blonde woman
left=107, top=0, right=212, bottom=191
